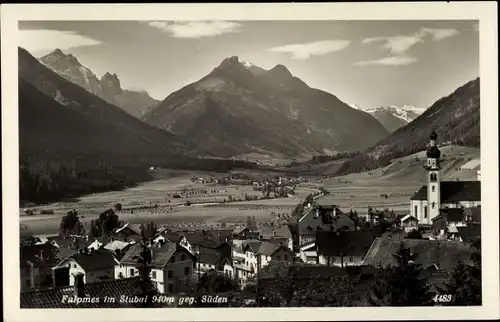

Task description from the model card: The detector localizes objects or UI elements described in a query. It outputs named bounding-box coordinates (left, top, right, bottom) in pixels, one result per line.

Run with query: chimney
left=73, top=273, right=85, bottom=297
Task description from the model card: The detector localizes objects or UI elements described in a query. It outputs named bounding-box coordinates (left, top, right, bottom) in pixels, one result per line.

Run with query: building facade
left=410, top=131, right=481, bottom=225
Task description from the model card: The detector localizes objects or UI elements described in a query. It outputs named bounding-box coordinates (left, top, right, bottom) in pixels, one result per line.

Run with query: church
left=410, top=130, right=481, bottom=225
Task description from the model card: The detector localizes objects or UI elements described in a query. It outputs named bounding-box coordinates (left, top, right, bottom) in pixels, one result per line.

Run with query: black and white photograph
left=2, top=2, right=498, bottom=321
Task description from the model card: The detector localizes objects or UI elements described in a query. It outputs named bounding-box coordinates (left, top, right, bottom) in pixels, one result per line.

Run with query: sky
left=18, top=20, right=479, bottom=110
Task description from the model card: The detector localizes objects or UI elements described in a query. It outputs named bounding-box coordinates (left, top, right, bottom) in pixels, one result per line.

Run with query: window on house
left=414, top=206, right=418, bottom=216
left=424, top=206, right=428, bottom=218
left=350, top=257, right=353, bottom=262
left=432, top=202, right=436, bottom=209
left=277, top=255, right=281, bottom=261
left=181, top=254, right=186, bottom=261
left=171, top=255, right=176, bottom=264
left=168, top=284, right=174, bottom=293
left=129, top=268, right=134, bottom=276
left=184, top=267, right=189, bottom=275
left=168, top=270, right=173, bottom=278
left=284, top=254, right=288, bottom=261
left=152, top=271, right=157, bottom=279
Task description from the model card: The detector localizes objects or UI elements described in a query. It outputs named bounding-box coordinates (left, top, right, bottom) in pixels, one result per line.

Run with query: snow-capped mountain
left=39, top=49, right=158, bottom=118
left=366, top=105, right=423, bottom=123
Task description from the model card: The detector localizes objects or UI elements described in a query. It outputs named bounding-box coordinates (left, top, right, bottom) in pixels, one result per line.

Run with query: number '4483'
left=433, top=294, right=452, bottom=303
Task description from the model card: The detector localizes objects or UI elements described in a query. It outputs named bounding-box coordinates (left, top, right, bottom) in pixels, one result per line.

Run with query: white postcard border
left=2, top=2, right=498, bottom=321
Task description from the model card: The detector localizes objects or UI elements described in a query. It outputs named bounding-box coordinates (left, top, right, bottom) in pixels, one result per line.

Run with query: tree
left=368, top=242, right=433, bottom=306
left=92, top=209, right=120, bottom=237
left=114, top=203, right=122, bottom=211
left=59, top=210, right=85, bottom=238
left=133, top=222, right=160, bottom=307
left=441, top=237, right=481, bottom=305
left=406, top=229, right=423, bottom=239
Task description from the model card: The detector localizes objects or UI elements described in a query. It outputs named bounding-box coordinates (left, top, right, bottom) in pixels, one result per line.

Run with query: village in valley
left=14, top=18, right=483, bottom=309
left=19, top=131, right=482, bottom=308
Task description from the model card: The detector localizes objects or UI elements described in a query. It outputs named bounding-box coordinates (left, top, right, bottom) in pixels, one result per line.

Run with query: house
left=52, top=249, right=118, bottom=287
left=362, top=238, right=474, bottom=271
left=20, top=275, right=158, bottom=308
left=116, top=242, right=195, bottom=294
left=315, top=231, right=374, bottom=267
left=231, top=240, right=260, bottom=285
left=258, top=225, right=294, bottom=250
left=183, top=230, right=232, bottom=260
left=399, top=214, right=419, bottom=232
left=196, top=253, right=234, bottom=278
left=259, top=242, right=294, bottom=268
left=431, top=207, right=478, bottom=237
left=20, top=243, right=59, bottom=291
left=297, top=199, right=355, bottom=246
left=233, top=227, right=260, bottom=241
left=410, top=131, right=481, bottom=225
left=298, top=241, right=317, bottom=264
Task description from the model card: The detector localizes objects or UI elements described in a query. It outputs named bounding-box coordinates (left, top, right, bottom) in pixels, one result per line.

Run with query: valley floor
left=20, top=145, right=480, bottom=237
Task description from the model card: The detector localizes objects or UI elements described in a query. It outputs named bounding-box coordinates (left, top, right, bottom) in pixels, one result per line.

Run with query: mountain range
left=366, top=106, right=423, bottom=132
left=335, top=77, right=480, bottom=175
left=347, top=103, right=423, bottom=133
left=142, top=56, right=389, bottom=159
left=39, top=49, right=159, bottom=118
left=18, top=47, right=192, bottom=167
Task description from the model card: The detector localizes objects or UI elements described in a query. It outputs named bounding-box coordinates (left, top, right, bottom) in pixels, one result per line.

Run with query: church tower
left=424, top=130, right=441, bottom=223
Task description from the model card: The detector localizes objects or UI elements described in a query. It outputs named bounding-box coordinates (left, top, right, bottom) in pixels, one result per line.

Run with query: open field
left=20, top=146, right=480, bottom=236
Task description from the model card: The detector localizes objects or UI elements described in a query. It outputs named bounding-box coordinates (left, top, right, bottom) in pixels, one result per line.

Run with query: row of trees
left=20, top=157, right=152, bottom=204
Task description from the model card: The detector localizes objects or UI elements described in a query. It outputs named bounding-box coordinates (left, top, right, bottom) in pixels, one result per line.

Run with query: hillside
left=143, top=56, right=389, bottom=159
left=19, top=47, right=191, bottom=167
left=335, top=78, right=480, bottom=176
left=39, top=49, right=159, bottom=118
left=331, top=145, right=480, bottom=185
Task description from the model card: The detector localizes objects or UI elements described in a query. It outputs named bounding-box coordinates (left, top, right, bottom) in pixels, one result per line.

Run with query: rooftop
left=362, top=238, right=473, bottom=270
left=315, top=231, right=374, bottom=257
left=410, top=181, right=481, bottom=202
left=20, top=277, right=156, bottom=308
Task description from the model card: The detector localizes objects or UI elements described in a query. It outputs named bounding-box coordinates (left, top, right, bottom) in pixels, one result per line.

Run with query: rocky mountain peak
left=100, top=72, right=122, bottom=96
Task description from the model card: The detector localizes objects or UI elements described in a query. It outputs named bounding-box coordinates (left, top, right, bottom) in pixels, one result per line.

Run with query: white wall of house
left=223, top=263, right=234, bottom=279
left=318, top=255, right=364, bottom=267
left=299, top=250, right=317, bottom=264
left=116, top=249, right=194, bottom=294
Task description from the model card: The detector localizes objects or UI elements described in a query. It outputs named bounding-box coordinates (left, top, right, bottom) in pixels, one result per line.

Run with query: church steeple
left=425, top=130, right=441, bottom=168
left=424, top=130, right=441, bottom=224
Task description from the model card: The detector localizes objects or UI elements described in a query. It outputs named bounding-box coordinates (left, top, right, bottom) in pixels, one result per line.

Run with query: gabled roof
left=315, top=231, right=374, bottom=257
left=298, top=208, right=355, bottom=236
left=401, top=214, right=418, bottom=223
left=256, top=241, right=282, bottom=256
left=183, top=230, right=225, bottom=249
left=120, top=242, right=193, bottom=268
left=70, top=249, right=117, bottom=272
left=362, top=238, right=473, bottom=270
left=242, top=240, right=262, bottom=253
left=410, top=181, right=481, bottom=202
left=20, top=277, right=156, bottom=308
left=258, top=225, right=293, bottom=240
left=104, top=240, right=132, bottom=252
